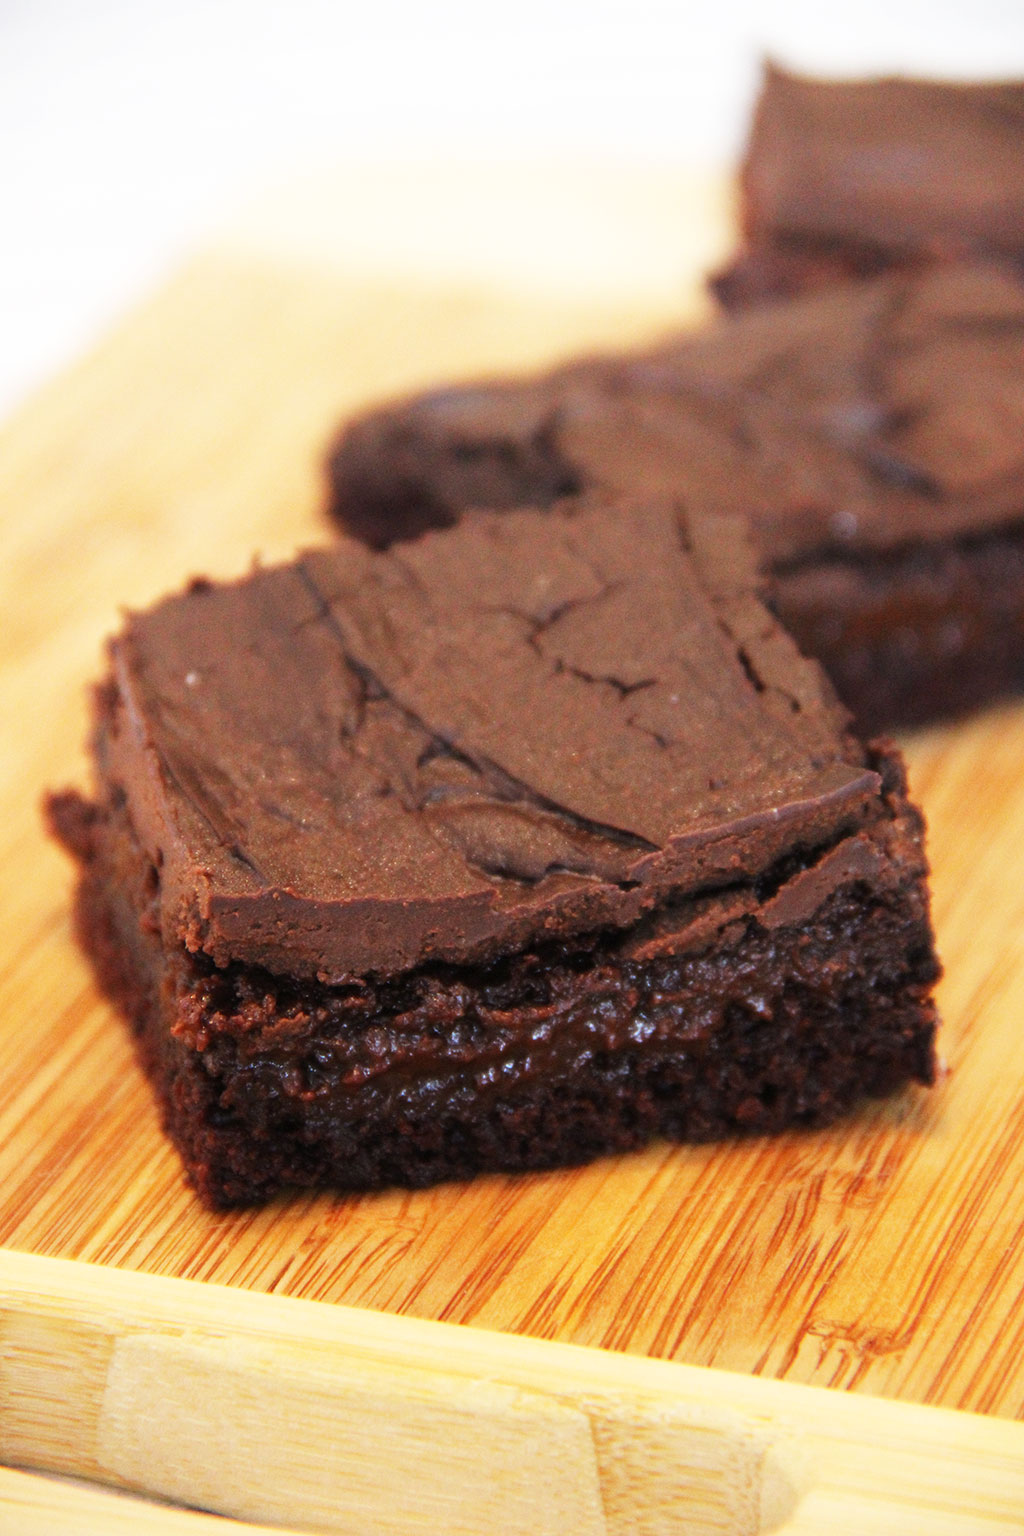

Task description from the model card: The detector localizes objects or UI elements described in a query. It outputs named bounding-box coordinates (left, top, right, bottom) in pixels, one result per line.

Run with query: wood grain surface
left=2, top=169, right=1024, bottom=1425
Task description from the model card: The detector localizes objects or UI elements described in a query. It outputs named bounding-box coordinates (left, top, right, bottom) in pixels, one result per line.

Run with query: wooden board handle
left=0, top=1464, right=311, bottom=1535
left=1, top=1248, right=1022, bottom=1534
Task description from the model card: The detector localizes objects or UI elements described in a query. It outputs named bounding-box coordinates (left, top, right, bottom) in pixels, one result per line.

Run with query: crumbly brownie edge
left=708, top=236, right=921, bottom=311
left=46, top=742, right=939, bottom=1209
left=773, top=526, right=1024, bottom=732
left=324, top=391, right=578, bottom=550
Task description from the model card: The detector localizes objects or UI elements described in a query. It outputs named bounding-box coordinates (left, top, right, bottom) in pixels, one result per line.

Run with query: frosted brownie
left=327, top=261, right=1024, bottom=731
left=47, top=498, right=940, bottom=1207
left=712, top=65, right=1024, bottom=309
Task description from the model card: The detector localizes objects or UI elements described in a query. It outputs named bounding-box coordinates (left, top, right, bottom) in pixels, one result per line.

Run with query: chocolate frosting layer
left=330, top=261, right=1024, bottom=563
left=100, top=500, right=879, bottom=979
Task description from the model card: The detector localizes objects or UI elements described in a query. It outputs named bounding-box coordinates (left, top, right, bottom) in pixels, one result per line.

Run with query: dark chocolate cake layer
left=327, top=262, right=1024, bottom=731
left=48, top=500, right=939, bottom=1206
left=49, top=742, right=937, bottom=1209
left=712, top=65, right=1024, bottom=309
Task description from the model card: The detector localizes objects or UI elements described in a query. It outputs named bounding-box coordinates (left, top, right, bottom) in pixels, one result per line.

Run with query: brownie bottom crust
left=48, top=743, right=938, bottom=1209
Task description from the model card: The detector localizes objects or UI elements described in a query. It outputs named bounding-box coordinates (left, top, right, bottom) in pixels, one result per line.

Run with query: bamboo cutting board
left=3, top=165, right=1024, bottom=1439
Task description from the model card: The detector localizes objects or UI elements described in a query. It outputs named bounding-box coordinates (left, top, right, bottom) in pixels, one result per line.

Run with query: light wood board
left=2, top=169, right=1024, bottom=1430
left=6, top=1249, right=1024, bottom=1536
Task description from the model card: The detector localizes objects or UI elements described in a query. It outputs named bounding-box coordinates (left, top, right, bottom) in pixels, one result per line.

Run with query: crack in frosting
left=101, top=498, right=881, bottom=978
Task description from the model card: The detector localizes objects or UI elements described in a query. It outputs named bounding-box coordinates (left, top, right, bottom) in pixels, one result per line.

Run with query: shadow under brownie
left=47, top=498, right=939, bottom=1207
left=327, top=261, right=1024, bottom=733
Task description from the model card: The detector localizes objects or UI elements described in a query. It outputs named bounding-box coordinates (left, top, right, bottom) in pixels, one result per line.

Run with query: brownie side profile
left=326, top=262, right=1024, bottom=732
left=47, top=500, right=939, bottom=1207
left=712, top=64, right=1024, bottom=309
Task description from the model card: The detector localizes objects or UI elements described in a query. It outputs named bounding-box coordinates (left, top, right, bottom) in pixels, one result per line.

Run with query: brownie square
left=712, top=64, right=1024, bottom=309
left=48, top=499, right=939, bottom=1207
left=326, top=261, right=1024, bottom=733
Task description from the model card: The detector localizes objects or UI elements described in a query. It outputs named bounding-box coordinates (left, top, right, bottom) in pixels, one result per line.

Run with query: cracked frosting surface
left=101, top=499, right=880, bottom=978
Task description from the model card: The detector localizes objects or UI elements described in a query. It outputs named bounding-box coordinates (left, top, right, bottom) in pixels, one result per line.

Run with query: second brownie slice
left=49, top=497, right=940, bottom=1206
left=326, top=262, right=1024, bottom=733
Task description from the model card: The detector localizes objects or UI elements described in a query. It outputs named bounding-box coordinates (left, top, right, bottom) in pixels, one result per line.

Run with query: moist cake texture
left=712, top=65, right=1024, bottom=309
left=327, top=261, right=1024, bottom=731
left=48, top=499, right=940, bottom=1207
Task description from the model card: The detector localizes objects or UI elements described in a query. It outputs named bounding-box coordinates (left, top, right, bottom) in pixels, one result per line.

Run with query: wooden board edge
left=1, top=1247, right=1022, bottom=1534
left=0, top=1464, right=309, bottom=1536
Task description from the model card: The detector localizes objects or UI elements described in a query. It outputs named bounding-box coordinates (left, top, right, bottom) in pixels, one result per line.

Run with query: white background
left=3, top=0, right=1024, bottom=419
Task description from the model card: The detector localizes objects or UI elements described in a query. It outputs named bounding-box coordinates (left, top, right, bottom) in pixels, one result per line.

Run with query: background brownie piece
left=712, top=64, right=1024, bottom=309
left=48, top=499, right=939, bottom=1206
left=327, top=261, right=1024, bottom=732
